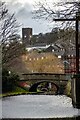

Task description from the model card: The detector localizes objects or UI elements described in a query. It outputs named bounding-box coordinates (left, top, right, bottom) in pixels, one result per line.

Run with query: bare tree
left=33, top=1, right=80, bottom=46
left=0, top=1, right=24, bottom=66
left=33, top=1, right=80, bottom=25
left=0, top=2, right=20, bottom=45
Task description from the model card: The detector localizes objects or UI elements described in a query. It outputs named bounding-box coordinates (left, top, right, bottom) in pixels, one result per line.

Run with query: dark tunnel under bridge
left=29, top=80, right=64, bottom=95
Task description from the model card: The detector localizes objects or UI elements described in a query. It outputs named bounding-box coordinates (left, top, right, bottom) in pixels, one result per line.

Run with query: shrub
left=65, top=80, right=71, bottom=97
left=2, top=68, right=19, bottom=93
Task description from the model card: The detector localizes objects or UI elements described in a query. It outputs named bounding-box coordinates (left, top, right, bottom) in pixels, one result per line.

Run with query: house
left=44, top=45, right=55, bottom=52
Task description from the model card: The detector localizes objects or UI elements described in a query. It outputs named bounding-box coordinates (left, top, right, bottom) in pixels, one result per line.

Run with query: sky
left=3, top=0, right=55, bottom=36
left=2, top=0, right=79, bottom=36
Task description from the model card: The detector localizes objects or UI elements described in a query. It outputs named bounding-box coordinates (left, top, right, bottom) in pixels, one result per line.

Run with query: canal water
left=2, top=95, right=80, bottom=119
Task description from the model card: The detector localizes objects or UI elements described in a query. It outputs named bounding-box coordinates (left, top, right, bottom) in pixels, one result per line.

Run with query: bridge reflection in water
left=20, top=73, right=71, bottom=94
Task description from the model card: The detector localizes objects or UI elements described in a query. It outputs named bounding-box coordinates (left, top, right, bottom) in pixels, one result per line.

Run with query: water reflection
left=2, top=95, right=80, bottom=119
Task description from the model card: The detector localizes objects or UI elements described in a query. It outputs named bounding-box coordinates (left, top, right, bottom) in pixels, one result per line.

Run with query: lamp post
left=54, top=12, right=80, bottom=108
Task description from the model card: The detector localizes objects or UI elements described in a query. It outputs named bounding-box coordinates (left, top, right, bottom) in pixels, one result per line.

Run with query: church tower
left=22, top=28, right=32, bottom=46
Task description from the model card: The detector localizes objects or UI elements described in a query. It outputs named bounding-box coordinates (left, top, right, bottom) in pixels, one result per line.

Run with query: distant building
left=63, top=49, right=76, bottom=74
left=22, top=28, right=32, bottom=46
left=45, top=45, right=55, bottom=52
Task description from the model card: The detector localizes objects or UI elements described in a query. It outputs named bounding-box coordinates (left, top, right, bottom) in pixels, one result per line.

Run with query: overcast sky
left=2, top=0, right=79, bottom=36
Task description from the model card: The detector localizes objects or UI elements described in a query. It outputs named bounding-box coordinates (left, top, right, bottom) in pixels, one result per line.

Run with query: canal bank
left=1, top=116, right=80, bottom=120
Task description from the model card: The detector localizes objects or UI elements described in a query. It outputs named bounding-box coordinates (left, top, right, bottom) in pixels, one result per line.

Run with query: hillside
left=8, top=51, right=64, bottom=78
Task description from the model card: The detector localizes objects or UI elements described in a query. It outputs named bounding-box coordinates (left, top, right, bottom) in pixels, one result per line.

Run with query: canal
left=2, top=95, right=80, bottom=119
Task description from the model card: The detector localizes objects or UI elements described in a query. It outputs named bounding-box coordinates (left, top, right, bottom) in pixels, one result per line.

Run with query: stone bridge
left=19, top=73, right=71, bottom=94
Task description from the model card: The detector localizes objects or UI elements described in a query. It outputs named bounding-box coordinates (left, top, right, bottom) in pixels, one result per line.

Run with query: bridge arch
left=29, top=80, right=59, bottom=94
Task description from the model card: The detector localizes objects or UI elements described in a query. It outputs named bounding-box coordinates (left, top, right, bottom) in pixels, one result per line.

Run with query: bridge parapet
left=22, top=73, right=70, bottom=81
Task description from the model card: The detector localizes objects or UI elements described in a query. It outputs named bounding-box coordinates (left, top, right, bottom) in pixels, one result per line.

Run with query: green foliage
left=65, top=80, right=71, bottom=97
left=2, top=68, right=20, bottom=93
left=14, top=86, right=27, bottom=92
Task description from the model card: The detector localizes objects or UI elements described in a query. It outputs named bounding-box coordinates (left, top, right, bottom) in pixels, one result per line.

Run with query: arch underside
left=29, top=80, right=59, bottom=94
